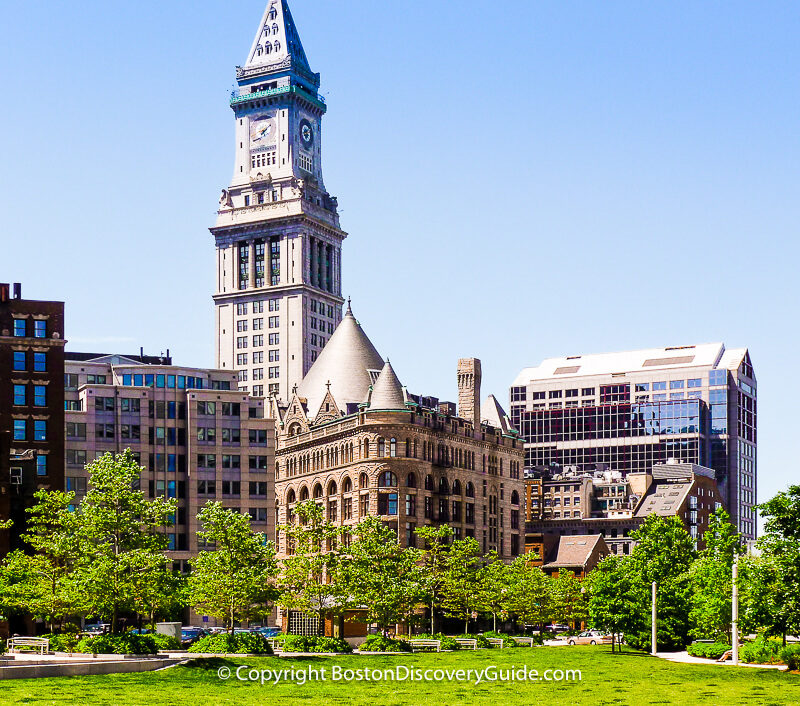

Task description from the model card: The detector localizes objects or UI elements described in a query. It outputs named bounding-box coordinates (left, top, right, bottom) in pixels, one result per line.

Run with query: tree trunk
left=430, top=602, right=434, bottom=635
left=465, top=616, right=469, bottom=634
left=493, top=612, right=497, bottom=632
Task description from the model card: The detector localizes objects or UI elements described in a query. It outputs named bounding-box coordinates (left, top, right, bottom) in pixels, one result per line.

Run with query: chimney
left=457, top=358, right=482, bottom=429
left=12, top=283, right=21, bottom=299
left=0, top=284, right=8, bottom=302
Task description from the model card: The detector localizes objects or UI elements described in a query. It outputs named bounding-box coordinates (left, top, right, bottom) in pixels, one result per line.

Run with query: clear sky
left=1, top=1, right=797, bottom=513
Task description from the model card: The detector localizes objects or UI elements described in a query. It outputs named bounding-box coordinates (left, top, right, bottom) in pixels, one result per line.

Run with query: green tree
left=689, top=509, right=742, bottom=641
left=0, top=489, right=84, bottom=631
left=504, top=554, right=550, bottom=630
left=587, top=556, right=646, bottom=652
left=189, top=502, right=279, bottom=632
left=548, top=570, right=589, bottom=629
left=278, top=500, right=343, bottom=635
left=415, top=525, right=453, bottom=633
left=477, top=552, right=511, bottom=631
left=440, top=536, right=483, bottom=634
left=627, top=515, right=696, bottom=651
left=77, top=450, right=177, bottom=634
left=756, top=485, right=800, bottom=643
left=336, top=516, right=425, bottom=635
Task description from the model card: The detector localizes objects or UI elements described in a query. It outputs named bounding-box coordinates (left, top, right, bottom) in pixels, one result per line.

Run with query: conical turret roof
left=297, top=302, right=384, bottom=414
left=367, top=360, right=406, bottom=410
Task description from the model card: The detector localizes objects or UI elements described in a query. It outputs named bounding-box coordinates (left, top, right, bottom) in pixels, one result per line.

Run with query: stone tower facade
left=212, top=0, right=346, bottom=401
left=457, top=358, right=482, bottom=429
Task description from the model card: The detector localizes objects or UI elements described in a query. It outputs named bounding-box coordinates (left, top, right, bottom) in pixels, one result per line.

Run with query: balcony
left=230, top=84, right=326, bottom=109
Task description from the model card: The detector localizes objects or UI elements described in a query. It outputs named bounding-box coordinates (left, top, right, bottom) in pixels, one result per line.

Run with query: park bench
left=486, top=637, right=506, bottom=648
left=453, top=638, right=478, bottom=650
left=408, top=639, right=441, bottom=652
left=266, top=638, right=284, bottom=652
left=7, top=637, right=49, bottom=655
left=511, top=637, right=535, bottom=647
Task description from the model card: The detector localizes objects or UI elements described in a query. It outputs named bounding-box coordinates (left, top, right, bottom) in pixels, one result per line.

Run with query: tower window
left=299, top=153, right=313, bottom=173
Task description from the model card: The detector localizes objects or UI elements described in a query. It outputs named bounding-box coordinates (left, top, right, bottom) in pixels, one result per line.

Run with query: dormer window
left=264, top=41, right=272, bottom=54
left=272, top=23, right=279, bottom=34
left=268, top=7, right=278, bottom=20
left=273, top=41, right=281, bottom=52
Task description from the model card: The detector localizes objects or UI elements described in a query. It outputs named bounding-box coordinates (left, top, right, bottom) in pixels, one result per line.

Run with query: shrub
left=359, top=635, right=412, bottom=653
left=42, top=633, right=80, bottom=653
left=76, top=634, right=162, bottom=655
left=482, top=631, right=519, bottom=648
left=740, top=635, right=782, bottom=664
left=188, top=633, right=274, bottom=655
left=281, top=635, right=352, bottom=653
left=687, top=642, right=731, bottom=660
left=151, top=634, right=181, bottom=651
left=456, top=633, right=493, bottom=649
left=780, top=644, right=800, bottom=671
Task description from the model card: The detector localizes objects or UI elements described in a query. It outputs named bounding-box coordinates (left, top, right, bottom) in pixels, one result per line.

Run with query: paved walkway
left=656, top=651, right=788, bottom=670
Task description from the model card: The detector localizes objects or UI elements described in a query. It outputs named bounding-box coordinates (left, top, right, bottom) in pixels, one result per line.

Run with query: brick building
left=0, top=283, right=65, bottom=558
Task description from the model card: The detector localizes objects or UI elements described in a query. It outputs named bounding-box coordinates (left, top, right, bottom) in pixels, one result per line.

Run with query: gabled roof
left=296, top=302, right=384, bottom=415
left=543, top=535, right=607, bottom=569
left=246, top=0, right=312, bottom=75
left=366, top=360, right=406, bottom=410
left=635, top=480, right=693, bottom=518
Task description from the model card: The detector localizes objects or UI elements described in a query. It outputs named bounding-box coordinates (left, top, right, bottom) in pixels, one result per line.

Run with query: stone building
left=63, top=354, right=274, bottom=573
left=0, top=283, right=65, bottom=558
left=272, top=304, right=525, bottom=558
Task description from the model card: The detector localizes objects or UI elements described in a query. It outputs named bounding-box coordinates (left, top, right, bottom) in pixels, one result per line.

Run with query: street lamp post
left=732, top=558, right=739, bottom=666
left=651, top=582, right=657, bottom=656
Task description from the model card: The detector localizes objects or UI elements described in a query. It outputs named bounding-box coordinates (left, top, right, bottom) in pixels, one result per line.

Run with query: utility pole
left=732, top=558, right=739, bottom=666
left=651, top=581, right=657, bottom=656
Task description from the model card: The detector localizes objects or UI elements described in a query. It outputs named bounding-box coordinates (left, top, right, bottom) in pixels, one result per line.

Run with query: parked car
left=567, top=630, right=612, bottom=646
left=83, top=623, right=110, bottom=636
left=546, top=624, right=570, bottom=634
left=180, top=627, right=210, bottom=647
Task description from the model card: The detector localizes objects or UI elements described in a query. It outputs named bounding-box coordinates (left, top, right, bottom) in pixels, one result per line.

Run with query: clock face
left=250, top=114, right=276, bottom=147
left=299, top=118, right=314, bottom=149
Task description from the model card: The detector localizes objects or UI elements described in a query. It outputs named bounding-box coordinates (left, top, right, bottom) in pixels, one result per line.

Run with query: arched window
left=511, top=490, right=520, bottom=505
left=425, top=474, right=434, bottom=491
left=465, top=481, right=475, bottom=498
left=363, top=438, right=370, bottom=459
left=273, top=40, right=281, bottom=52
left=313, top=483, right=323, bottom=499
left=256, top=45, right=263, bottom=56
left=378, top=471, right=398, bottom=488
left=390, top=438, right=397, bottom=457
left=343, top=476, right=353, bottom=493
left=439, top=477, right=449, bottom=495
left=405, top=439, right=411, bottom=457
left=328, top=480, right=338, bottom=496
left=300, top=486, right=310, bottom=501
left=406, top=472, right=417, bottom=488
left=286, top=488, right=296, bottom=504
left=452, top=479, right=461, bottom=496
left=272, top=22, right=279, bottom=34
left=264, top=41, right=273, bottom=54
left=359, top=472, right=369, bottom=489
left=268, top=7, right=277, bottom=20
left=377, top=438, right=385, bottom=457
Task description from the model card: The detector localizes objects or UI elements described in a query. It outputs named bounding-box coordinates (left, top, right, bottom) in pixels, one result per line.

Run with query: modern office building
left=512, top=343, right=756, bottom=539
left=272, top=304, right=526, bottom=561
left=0, top=283, right=65, bottom=558
left=212, top=0, right=345, bottom=400
left=63, top=354, right=274, bottom=571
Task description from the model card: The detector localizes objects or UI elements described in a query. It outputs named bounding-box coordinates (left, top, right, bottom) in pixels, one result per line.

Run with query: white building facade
left=212, top=0, right=345, bottom=401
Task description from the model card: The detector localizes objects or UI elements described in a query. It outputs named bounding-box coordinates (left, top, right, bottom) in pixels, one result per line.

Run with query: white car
left=567, top=630, right=612, bottom=646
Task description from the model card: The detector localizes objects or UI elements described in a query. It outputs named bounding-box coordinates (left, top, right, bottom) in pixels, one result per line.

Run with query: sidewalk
left=656, top=651, right=788, bottom=670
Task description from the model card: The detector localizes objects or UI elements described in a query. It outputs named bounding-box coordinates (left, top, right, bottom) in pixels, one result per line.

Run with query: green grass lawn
left=1, top=646, right=798, bottom=706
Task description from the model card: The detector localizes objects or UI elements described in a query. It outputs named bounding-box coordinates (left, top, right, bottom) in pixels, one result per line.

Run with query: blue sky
left=1, top=1, right=797, bottom=510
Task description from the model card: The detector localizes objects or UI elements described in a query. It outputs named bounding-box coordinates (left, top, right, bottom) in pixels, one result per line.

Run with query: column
left=248, top=241, right=255, bottom=289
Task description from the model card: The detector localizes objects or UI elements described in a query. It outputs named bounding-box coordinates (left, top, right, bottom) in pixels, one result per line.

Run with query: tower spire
left=246, top=0, right=311, bottom=74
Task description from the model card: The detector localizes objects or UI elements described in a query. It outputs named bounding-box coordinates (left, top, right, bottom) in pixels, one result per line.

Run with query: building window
left=670, top=380, right=685, bottom=390
left=237, top=303, right=248, bottom=315
left=33, top=321, right=46, bottom=338
left=237, top=336, right=248, bottom=349
left=13, top=419, right=26, bottom=440
left=688, top=378, right=702, bottom=388
left=253, top=318, right=263, bottom=330
left=13, top=319, right=26, bottom=337
left=268, top=333, right=279, bottom=345
left=13, top=384, right=26, bottom=405
left=268, top=366, right=279, bottom=379
left=13, top=351, right=26, bottom=371
left=36, top=456, right=47, bottom=476
left=34, top=420, right=47, bottom=441
left=709, top=369, right=727, bottom=387
left=253, top=335, right=264, bottom=347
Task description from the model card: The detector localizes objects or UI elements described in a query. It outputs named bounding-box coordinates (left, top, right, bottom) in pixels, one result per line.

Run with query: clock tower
left=212, top=0, right=345, bottom=402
